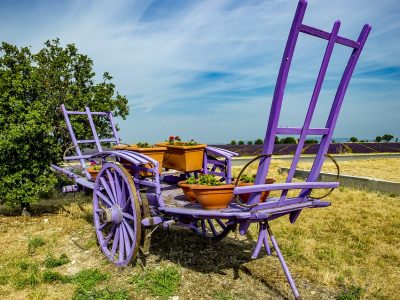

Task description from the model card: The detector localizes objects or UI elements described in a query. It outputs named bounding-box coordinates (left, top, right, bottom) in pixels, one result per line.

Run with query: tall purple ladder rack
left=236, top=1, right=370, bottom=298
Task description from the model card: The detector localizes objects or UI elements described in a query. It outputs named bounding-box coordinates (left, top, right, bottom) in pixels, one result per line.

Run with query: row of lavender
left=213, top=143, right=400, bottom=156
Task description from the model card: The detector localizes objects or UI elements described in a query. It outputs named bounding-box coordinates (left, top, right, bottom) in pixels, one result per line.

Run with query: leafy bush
left=0, top=39, right=128, bottom=207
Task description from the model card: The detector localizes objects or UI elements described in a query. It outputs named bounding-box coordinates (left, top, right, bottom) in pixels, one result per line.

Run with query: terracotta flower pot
left=157, top=144, right=206, bottom=172
left=87, top=168, right=99, bottom=181
left=191, top=184, right=235, bottom=210
left=115, top=144, right=167, bottom=176
left=237, top=178, right=275, bottom=203
left=178, top=181, right=197, bottom=202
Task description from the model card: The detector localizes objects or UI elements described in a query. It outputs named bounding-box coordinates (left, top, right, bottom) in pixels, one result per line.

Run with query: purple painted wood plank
left=300, top=24, right=360, bottom=49
left=234, top=182, right=339, bottom=194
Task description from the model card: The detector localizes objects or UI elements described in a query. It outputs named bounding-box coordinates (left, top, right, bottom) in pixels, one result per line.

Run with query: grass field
left=0, top=159, right=399, bottom=299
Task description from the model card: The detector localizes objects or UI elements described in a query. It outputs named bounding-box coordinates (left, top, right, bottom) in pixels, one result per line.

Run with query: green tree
left=247, top=141, right=253, bottom=145
left=349, top=137, right=358, bottom=143
left=305, top=139, right=318, bottom=144
left=382, top=134, right=393, bottom=143
left=254, top=138, right=263, bottom=145
left=229, top=140, right=237, bottom=145
left=280, top=136, right=297, bottom=144
left=0, top=39, right=128, bottom=208
left=375, top=136, right=382, bottom=143
left=274, top=136, right=280, bottom=144
left=238, top=140, right=245, bottom=145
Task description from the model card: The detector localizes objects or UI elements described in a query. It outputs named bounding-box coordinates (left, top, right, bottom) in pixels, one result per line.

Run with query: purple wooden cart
left=51, top=1, right=370, bottom=298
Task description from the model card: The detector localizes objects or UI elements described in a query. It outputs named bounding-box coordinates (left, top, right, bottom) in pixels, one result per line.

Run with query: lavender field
left=214, top=143, right=400, bottom=156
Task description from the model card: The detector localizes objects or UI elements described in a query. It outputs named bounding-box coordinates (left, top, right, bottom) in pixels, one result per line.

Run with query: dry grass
left=280, top=157, right=400, bottom=182
left=0, top=158, right=399, bottom=299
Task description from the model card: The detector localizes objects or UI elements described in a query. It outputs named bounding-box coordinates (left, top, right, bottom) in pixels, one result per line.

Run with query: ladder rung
left=300, top=24, right=359, bottom=49
left=76, top=138, right=118, bottom=144
left=66, top=111, right=109, bottom=116
left=276, top=127, right=329, bottom=135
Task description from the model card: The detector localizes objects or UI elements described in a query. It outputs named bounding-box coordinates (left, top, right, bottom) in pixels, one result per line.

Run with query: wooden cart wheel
left=93, top=162, right=141, bottom=266
left=194, top=218, right=236, bottom=242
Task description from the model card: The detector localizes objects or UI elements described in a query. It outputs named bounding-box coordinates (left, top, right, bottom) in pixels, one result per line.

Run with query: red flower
left=169, top=136, right=174, bottom=141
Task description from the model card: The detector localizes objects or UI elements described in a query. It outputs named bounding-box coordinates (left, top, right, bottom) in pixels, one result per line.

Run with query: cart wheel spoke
left=194, top=218, right=235, bottom=242
left=106, top=169, right=118, bottom=202
left=119, top=226, right=124, bottom=262
left=121, top=224, right=131, bottom=258
left=111, top=227, right=120, bottom=258
left=207, top=219, right=218, bottom=236
left=95, top=190, right=113, bottom=207
left=216, top=219, right=227, bottom=230
left=103, top=225, right=116, bottom=246
left=122, top=212, right=135, bottom=221
left=100, top=177, right=116, bottom=204
left=123, top=220, right=135, bottom=240
left=93, top=162, right=142, bottom=266
left=114, top=171, right=122, bottom=200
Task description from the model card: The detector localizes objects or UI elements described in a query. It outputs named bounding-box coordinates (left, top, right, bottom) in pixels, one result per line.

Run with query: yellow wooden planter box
left=157, top=144, right=206, bottom=172
left=113, top=144, right=166, bottom=176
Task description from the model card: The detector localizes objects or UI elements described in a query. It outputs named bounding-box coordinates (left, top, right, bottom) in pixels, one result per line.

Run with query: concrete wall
left=278, top=167, right=400, bottom=196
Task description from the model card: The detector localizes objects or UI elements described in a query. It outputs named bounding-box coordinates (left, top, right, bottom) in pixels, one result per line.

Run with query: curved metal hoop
left=233, top=154, right=272, bottom=209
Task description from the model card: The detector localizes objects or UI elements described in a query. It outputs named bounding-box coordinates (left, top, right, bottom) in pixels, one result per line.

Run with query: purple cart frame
left=51, top=1, right=371, bottom=298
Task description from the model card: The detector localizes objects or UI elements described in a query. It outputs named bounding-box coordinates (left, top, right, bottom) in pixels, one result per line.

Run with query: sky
left=0, top=0, right=399, bottom=144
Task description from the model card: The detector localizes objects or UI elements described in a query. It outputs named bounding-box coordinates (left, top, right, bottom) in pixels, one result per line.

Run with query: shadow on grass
left=147, top=226, right=257, bottom=274
left=0, top=190, right=92, bottom=217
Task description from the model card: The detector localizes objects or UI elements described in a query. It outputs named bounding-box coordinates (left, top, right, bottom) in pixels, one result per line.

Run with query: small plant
left=0, top=275, right=9, bottom=285
left=131, top=266, right=180, bottom=298
left=167, top=135, right=198, bottom=146
left=186, top=176, right=198, bottom=184
left=28, top=236, right=45, bottom=254
left=42, top=270, right=67, bottom=283
left=136, top=142, right=153, bottom=148
left=14, top=264, right=40, bottom=289
left=88, top=164, right=102, bottom=171
left=44, top=253, right=70, bottom=268
left=198, top=174, right=222, bottom=186
left=239, top=174, right=256, bottom=183
left=337, top=284, right=365, bottom=300
left=72, top=268, right=109, bottom=290
left=73, top=286, right=130, bottom=300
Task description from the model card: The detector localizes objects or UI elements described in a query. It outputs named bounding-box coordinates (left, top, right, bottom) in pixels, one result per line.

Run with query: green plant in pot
left=87, top=163, right=102, bottom=181
left=190, top=174, right=234, bottom=210
left=236, top=174, right=275, bottom=203
left=178, top=175, right=198, bottom=203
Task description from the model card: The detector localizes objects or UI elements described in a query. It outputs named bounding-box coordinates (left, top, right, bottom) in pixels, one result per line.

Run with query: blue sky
left=0, top=0, right=399, bottom=143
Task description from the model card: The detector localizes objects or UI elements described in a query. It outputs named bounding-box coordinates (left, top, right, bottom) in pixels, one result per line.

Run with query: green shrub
left=0, top=40, right=128, bottom=208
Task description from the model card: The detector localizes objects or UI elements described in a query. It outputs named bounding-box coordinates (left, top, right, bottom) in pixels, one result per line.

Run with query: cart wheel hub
left=101, top=205, right=123, bottom=225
